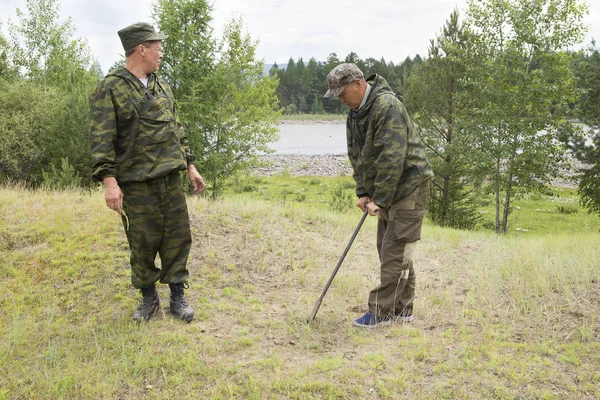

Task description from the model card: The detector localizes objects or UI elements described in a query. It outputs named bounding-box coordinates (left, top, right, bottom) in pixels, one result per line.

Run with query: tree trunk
left=495, top=158, right=501, bottom=233
left=501, top=173, right=513, bottom=234
left=440, top=70, right=455, bottom=227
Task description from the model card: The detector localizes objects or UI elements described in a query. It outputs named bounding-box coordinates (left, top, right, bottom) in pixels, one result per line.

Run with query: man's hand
left=356, top=196, right=372, bottom=212
left=104, top=177, right=123, bottom=214
left=188, top=164, right=206, bottom=195
left=366, top=201, right=381, bottom=216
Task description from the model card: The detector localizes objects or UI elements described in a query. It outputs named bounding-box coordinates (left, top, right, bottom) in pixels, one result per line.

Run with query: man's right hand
left=356, top=196, right=372, bottom=212
left=104, top=177, right=123, bottom=214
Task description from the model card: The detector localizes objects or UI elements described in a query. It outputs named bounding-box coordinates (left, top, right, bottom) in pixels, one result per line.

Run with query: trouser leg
left=121, top=172, right=192, bottom=289
left=369, top=229, right=418, bottom=317
left=368, top=182, right=429, bottom=317
left=158, top=172, right=191, bottom=285
left=121, top=180, right=164, bottom=289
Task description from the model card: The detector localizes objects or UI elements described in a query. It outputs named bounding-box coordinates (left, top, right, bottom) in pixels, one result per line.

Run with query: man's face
left=142, top=41, right=163, bottom=73
left=337, top=80, right=364, bottom=110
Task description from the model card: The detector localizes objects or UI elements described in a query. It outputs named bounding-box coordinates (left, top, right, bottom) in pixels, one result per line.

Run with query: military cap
left=324, top=63, right=364, bottom=98
left=118, top=22, right=168, bottom=52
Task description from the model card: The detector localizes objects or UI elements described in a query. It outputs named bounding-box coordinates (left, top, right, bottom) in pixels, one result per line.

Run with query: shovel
left=307, top=209, right=369, bottom=323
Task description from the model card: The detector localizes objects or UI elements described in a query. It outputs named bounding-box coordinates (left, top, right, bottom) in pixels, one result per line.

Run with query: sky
left=1, top=0, right=600, bottom=74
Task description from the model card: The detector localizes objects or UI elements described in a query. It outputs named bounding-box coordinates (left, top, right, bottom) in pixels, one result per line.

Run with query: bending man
left=324, top=63, right=433, bottom=328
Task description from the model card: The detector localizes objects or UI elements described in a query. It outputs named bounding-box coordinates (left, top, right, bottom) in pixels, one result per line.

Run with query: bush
left=0, top=81, right=53, bottom=182
left=331, top=184, right=354, bottom=212
left=556, top=205, right=578, bottom=214
left=42, top=158, right=82, bottom=189
left=232, top=174, right=259, bottom=194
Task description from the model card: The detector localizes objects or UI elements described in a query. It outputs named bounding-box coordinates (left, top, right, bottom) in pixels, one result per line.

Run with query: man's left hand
left=366, top=202, right=380, bottom=216
left=187, top=164, right=206, bottom=194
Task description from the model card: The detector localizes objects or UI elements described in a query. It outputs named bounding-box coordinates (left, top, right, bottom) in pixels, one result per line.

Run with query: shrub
left=331, top=184, right=354, bottom=212
left=556, top=205, right=578, bottom=214
left=42, top=158, right=82, bottom=189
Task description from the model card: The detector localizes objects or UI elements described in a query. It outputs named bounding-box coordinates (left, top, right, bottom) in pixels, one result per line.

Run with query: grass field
left=1, top=183, right=599, bottom=399
left=221, top=174, right=600, bottom=236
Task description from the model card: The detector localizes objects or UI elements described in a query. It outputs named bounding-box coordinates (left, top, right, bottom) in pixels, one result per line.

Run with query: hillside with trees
left=1, top=0, right=599, bottom=228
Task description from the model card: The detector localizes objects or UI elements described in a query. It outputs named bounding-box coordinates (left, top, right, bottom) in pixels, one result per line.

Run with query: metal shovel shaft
left=307, top=209, right=369, bottom=323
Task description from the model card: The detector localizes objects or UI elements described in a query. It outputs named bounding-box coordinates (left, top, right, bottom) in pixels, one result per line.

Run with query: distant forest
left=266, top=53, right=423, bottom=115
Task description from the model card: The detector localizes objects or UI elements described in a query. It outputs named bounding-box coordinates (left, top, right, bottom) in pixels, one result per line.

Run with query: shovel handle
left=307, top=209, right=369, bottom=323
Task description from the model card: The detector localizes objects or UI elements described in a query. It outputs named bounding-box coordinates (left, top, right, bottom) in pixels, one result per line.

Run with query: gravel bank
left=252, top=154, right=353, bottom=177
left=280, top=119, right=345, bottom=125
left=251, top=154, right=579, bottom=188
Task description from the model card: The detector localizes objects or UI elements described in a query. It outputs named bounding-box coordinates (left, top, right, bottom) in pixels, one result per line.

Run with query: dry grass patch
left=0, top=186, right=599, bottom=399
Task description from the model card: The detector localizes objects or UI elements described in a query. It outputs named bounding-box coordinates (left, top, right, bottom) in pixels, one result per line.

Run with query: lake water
left=269, top=123, right=347, bottom=155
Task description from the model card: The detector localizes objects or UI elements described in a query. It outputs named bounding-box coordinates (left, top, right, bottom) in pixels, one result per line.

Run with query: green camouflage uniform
left=346, top=74, right=434, bottom=318
left=89, top=66, right=195, bottom=289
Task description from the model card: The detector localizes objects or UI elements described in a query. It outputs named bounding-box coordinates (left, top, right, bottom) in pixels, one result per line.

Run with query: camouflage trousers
left=368, top=181, right=429, bottom=317
left=120, top=171, right=191, bottom=289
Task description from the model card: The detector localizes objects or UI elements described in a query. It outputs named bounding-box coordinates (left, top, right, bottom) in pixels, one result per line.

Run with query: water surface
left=269, top=123, right=347, bottom=155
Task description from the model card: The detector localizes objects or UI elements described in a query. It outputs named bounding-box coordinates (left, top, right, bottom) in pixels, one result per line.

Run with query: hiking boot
left=132, top=285, right=160, bottom=322
left=169, top=282, right=195, bottom=322
left=352, top=312, right=393, bottom=328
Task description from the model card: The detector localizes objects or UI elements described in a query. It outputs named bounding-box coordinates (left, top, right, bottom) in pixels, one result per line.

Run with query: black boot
left=132, top=285, right=160, bottom=322
left=169, top=282, right=195, bottom=322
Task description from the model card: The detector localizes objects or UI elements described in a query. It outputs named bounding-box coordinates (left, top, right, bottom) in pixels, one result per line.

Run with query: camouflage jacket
left=347, top=74, right=433, bottom=208
left=89, top=67, right=195, bottom=183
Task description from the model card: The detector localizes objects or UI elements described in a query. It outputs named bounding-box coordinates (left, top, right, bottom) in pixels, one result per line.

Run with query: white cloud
left=1, top=0, right=599, bottom=74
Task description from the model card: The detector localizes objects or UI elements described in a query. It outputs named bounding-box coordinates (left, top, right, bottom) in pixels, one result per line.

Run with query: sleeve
left=346, top=114, right=369, bottom=197
left=89, top=81, right=118, bottom=183
left=371, top=101, right=408, bottom=208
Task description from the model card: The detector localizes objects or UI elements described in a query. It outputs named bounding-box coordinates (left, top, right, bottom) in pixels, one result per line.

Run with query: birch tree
left=466, top=0, right=587, bottom=233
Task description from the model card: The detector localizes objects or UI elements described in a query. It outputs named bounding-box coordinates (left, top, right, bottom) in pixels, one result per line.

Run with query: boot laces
left=174, top=291, right=189, bottom=308
left=138, top=288, right=156, bottom=311
left=139, top=296, right=154, bottom=309
left=172, top=284, right=189, bottom=308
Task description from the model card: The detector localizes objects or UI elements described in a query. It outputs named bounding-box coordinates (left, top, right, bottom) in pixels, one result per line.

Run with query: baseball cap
left=324, top=63, right=364, bottom=98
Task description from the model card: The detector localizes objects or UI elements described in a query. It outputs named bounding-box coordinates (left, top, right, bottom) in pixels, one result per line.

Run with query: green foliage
left=196, top=18, right=280, bottom=198
left=153, top=0, right=215, bottom=95
left=0, top=23, right=17, bottom=82
left=573, top=43, right=600, bottom=129
left=154, top=3, right=280, bottom=199
left=562, top=43, right=600, bottom=214
left=41, top=157, right=82, bottom=189
left=0, top=80, right=53, bottom=182
left=275, top=167, right=293, bottom=178
left=428, top=184, right=482, bottom=230
left=556, top=205, right=578, bottom=214
left=272, top=52, right=423, bottom=115
left=464, top=0, right=588, bottom=233
left=232, top=174, right=259, bottom=194
left=405, top=10, right=483, bottom=230
left=0, top=0, right=99, bottom=185
left=9, top=0, right=92, bottom=92
left=330, top=184, right=354, bottom=212
left=41, top=76, right=95, bottom=185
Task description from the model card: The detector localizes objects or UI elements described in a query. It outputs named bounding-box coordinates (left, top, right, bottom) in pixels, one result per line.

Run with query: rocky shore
left=251, top=154, right=579, bottom=188
left=252, top=154, right=353, bottom=177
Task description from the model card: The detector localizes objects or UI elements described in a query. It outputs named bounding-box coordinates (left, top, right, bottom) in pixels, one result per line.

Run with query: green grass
left=223, top=175, right=600, bottom=236
left=476, top=186, right=600, bottom=235
left=0, top=184, right=599, bottom=399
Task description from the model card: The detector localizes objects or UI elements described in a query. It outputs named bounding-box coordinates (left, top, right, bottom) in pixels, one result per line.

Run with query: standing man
left=89, top=22, right=206, bottom=322
left=325, top=63, right=433, bottom=328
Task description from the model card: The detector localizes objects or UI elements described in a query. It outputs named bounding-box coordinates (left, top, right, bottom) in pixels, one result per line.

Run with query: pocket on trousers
left=391, top=210, right=425, bottom=242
